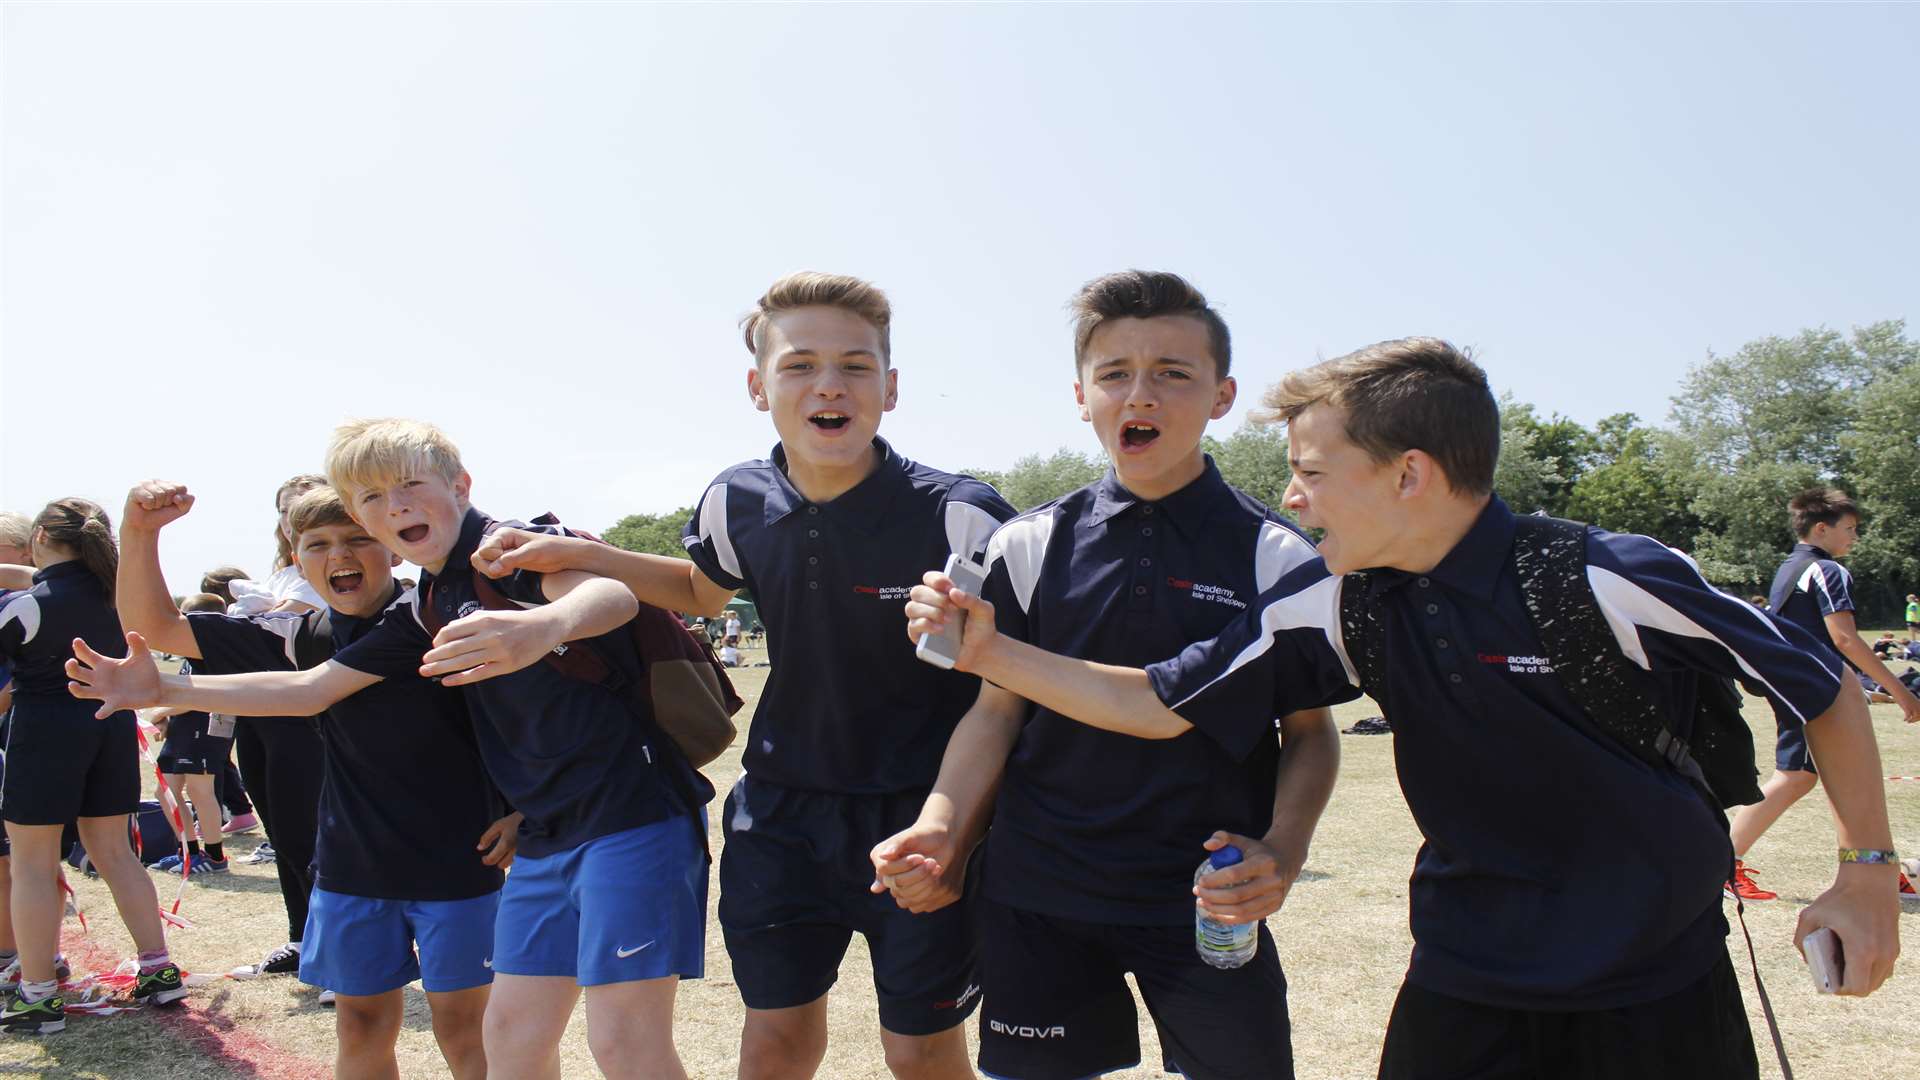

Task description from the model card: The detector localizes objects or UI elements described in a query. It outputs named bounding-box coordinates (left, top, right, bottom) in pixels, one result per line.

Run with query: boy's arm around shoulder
left=425, top=569, right=639, bottom=688
left=472, top=530, right=736, bottom=618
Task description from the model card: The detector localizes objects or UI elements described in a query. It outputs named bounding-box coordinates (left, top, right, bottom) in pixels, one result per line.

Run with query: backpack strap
left=1509, top=515, right=1713, bottom=795
left=1337, top=570, right=1391, bottom=706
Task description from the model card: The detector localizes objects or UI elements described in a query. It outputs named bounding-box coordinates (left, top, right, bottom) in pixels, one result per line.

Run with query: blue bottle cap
left=1209, top=845, right=1244, bottom=870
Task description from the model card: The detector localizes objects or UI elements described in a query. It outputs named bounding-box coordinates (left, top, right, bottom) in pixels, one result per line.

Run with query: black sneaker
left=256, top=944, right=300, bottom=976
left=0, top=993, right=65, bottom=1035
left=133, top=963, right=188, bottom=1007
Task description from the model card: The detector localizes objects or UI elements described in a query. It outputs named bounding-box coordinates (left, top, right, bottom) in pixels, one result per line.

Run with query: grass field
left=6, top=642, right=1919, bottom=1079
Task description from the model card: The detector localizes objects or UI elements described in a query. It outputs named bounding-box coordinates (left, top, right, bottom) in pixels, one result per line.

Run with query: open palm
left=65, top=631, right=164, bottom=718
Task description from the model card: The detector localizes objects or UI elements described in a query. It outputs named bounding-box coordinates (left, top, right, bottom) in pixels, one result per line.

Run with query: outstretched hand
left=903, top=571, right=1000, bottom=673
left=66, top=632, right=165, bottom=718
left=123, top=480, right=195, bottom=533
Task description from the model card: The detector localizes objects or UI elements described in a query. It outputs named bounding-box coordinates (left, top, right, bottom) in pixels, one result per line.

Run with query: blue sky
left=4, top=3, right=1914, bottom=587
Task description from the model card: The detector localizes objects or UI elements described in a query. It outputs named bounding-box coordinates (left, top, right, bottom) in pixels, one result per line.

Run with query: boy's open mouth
left=328, top=568, right=366, bottom=595
left=809, top=412, right=851, bottom=432
left=398, top=524, right=430, bottom=544
left=1120, top=422, right=1161, bottom=449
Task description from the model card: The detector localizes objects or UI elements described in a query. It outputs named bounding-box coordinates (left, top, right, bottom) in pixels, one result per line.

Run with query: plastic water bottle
left=1194, top=845, right=1258, bottom=969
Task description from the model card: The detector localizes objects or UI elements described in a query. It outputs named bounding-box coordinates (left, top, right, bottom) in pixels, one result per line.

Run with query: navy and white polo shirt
left=979, top=460, right=1350, bottom=925
left=1147, top=497, right=1847, bottom=1011
left=189, top=594, right=505, bottom=902
left=1769, top=542, right=1855, bottom=667
left=682, top=438, right=1015, bottom=795
left=0, top=562, right=132, bottom=705
left=334, top=507, right=675, bottom=859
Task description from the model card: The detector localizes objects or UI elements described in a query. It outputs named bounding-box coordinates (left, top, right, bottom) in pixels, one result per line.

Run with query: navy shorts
left=1, top=702, right=140, bottom=825
left=494, top=816, right=707, bottom=987
left=1773, top=720, right=1815, bottom=775
left=977, top=900, right=1292, bottom=1080
left=1376, top=952, right=1756, bottom=1080
left=718, top=775, right=981, bottom=1036
left=301, top=887, right=500, bottom=996
left=156, top=712, right=236, bottom=775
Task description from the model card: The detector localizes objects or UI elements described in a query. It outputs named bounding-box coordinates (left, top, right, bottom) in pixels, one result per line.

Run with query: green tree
left=1207, top=422, right=1292, bottom=509
left=1492, top=393, right=1564, bottom=514
left=967, top=448, right=1104, bottom=511
left=1841, top=357, right=1920, bottom=600
left=603, top=508, right=695, bottom=559
left=1564, top=420, right=1700, bottom=547
left=1500, top=401, right=1594, bottom=517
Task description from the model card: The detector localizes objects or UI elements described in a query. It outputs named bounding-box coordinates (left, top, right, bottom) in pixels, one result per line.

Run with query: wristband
left=1837, top=848, right=1899, bottom=864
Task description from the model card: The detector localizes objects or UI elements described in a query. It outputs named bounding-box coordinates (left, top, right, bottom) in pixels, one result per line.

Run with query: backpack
left=1338, top=514, right=1763, bottom=809
left=416, top=514, right=743, bottom=773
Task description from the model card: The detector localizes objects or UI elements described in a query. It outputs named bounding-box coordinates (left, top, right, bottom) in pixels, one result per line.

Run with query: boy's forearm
left=1834, top=635, right=1917, bottom=705
left=538, top=576, right=639, bottom=641
left=972, top=636, right=1190, bottom=740
left=1802, top=687, right=1896, bottom=857
left=924, top=697, right=1025, bottom=851
left=1262, top=709, right=1340, bottom=863
left=159, top=668, right=339, bottom=718
left=588, top=546, right=731, bottom=617
left=116, top=526, right=197, bottom=657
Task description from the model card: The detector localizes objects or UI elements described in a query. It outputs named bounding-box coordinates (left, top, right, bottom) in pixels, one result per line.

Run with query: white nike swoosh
left=482, top=958, right=493, bottom=969
left=614, top=941, right=656, bottom=959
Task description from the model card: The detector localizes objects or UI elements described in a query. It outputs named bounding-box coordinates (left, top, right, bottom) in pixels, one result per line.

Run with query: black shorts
left=1376, top=952, right=1757, bottom=1080
left=977, top=900, right=1292, bottom=1080
left=1, top=701, right=141, bottom=825
left=717, top=775, right=980, bottom=1036
left=156, top=712, right=236, bottom=775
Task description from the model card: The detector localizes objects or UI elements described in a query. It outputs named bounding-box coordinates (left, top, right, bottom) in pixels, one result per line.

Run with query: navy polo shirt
left=0, top=562, right=130, bottom=703
left=978, top=460, right=1348, bottom=925
left=335, top=507, right=675, bottom=859
left=1147, top=497, right=1847, bottom=1011
left=683, top=438, right=1015, bottom=794
left=1769, top=543, right=1855, bottom=667
left=188, top=595, right=504, bottom=901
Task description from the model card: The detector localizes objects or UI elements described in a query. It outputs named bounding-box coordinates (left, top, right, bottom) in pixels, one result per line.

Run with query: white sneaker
left=319, top=989, right=336, bottom=1007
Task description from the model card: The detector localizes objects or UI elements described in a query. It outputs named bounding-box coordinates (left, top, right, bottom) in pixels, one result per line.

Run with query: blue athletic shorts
left=492, top=814, right=706, bottom=987
left=299, top=887, right=500, bottom=996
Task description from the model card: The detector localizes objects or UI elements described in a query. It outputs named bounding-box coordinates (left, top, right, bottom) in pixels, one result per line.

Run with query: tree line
left=605, top=320, right=1918, bottom=622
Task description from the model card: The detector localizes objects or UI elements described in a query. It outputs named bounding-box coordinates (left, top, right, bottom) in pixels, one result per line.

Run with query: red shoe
left=1725, top=860, right=1777, bottom=902
left=1899, top=871, right=1915, bottom=896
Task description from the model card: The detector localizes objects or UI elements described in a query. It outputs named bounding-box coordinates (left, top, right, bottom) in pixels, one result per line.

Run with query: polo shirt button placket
left=805, top=505, right=822, bottom=594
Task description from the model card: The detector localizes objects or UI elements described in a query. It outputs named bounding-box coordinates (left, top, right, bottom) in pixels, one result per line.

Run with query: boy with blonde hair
left=71, top=420, right=703, bottom=1080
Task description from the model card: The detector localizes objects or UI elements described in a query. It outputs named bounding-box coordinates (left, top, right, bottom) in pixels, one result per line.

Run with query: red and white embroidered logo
left=852, top=584, right=915, bottom=600
left=1166, top=577, right=1246, bottom=610
left=1478, top=653, right=1555, bottom=675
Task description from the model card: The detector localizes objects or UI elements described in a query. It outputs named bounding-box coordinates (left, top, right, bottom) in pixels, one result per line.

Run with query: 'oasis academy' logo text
left=1479, top=653, right=1554, bottom=676
left=1166, top=578, right=1247, bottom=610
left=852, top=584, right=916, bottom=601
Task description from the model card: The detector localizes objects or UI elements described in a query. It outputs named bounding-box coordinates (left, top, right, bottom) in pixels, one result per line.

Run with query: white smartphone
left=1803, top=926, right=1843, bottom=994
left=914, top=553, right=990, bottom=670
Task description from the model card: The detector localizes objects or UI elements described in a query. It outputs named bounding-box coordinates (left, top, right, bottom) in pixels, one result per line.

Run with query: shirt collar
left=33, top=560, right=93, bottom=585
left=1793, top=541, right=1834, bottom=561
left=1423, top=495, right=1516, bottom=600
left=1085, top=456, right=1232, bottom=540
left=763, top=436, right=908, bottom=534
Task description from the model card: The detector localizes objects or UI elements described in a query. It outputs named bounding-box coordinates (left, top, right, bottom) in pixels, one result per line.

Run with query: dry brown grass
left=6, top=645, right=1918, bottom=1078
